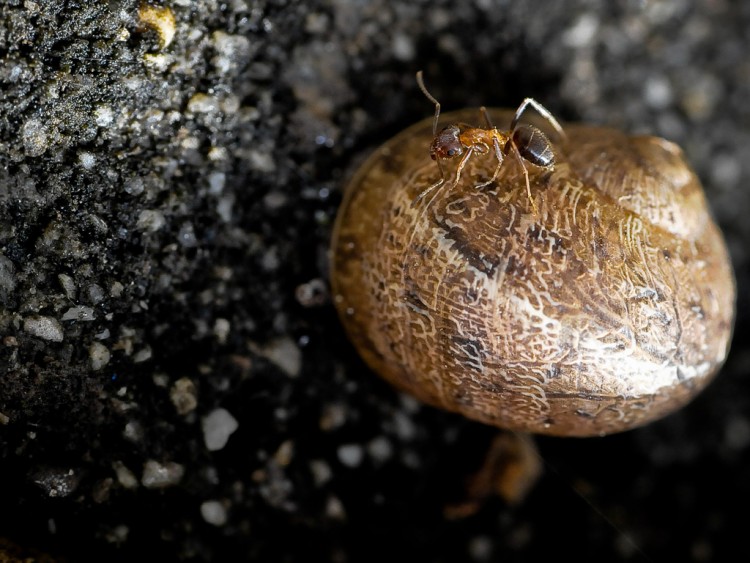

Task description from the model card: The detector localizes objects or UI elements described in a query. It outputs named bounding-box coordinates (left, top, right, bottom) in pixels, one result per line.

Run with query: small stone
left=30, top=467, right=81, bottom=498
left=211, top=31, right=251, bottom=73
left=133, top=346, right=152, bottom=363
left=89, top=342, right=111, bottom=371
left=202, top=408, right=239, bottom=451
left=170, top=377, right=198, bottom=415
left=207, top=171, right=226, bottom=195
left=0, top=254, right=16, bottom=296
left=112, top=461, right=138, bottom=489
left=138, top=4, right=176, bottom=48
left=367, top=436, right=393, bottom=463
left=309, top=460, right=332, bottom=487
left=94, top=105, right=114, bottom=127
left=79, top=151, right=97, bottom=169
left=213, top=318, right=230, bottom=344
left=22, top=118, right=48, bottom=157
left=105, top=525, right=130, bottom=545
left=325, top=495, right=346, bottom=520
left=273, top=440, right=294, bottom=466
left=61, top=306, right=96, bottom=322
left=295, top=278, right=328, bottom=307
left=257, top=337, right=301, bottom=378
left=136, top=210, right=166, bottom=232
left=247, top=149, right=276, bottom=173
left=58, top=273, right=76, bottom=299
left=177, top=222, right=197, bottom=247
left=320, top=403, right=347, bottom=431
left=91, top=477, right=114, bottom=504
left=23, top=316, right=64, bottom=342
left=337, top=444, right=364, bottom=468
left=391, top=33, right=415, bottom=61
left=200, top=500, right=228, bottom=526
left=141, top=460, right=185, bottom=489
left=187, top=93, right=220, bottom=114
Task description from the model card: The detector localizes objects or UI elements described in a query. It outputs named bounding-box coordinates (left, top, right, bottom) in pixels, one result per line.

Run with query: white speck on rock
left=112, top=461, right=138, bottom=489
left=207, top=171, right=226, bottom=195
left=200, top=500, right=228, bottom=526
left=141, top=460, right=185, bottom=489
left=319, top=402, right=347, bottom=431
left=0, top=254, right=16, bottom=295
left=136, top=210, right=166, bottom=232
left=89, top=342, right=111, bottom=371
left=337, top=444, right=364, bottom=468
left=644, top=75, right=674, bottom=109
left=211, top=31, right=251, bottom=73
left=325, top=495, right=346, bottom=520
left=79, top=152, right=97, bottom=169
left=202, top=408, right=239, bottom=451
left=216, top=193, right=234, bottom=223
left=247, top=149, right=276, bottom=173
left=133, top=346, right=152, bottom=363
left=309, top=459, right=332, bottom=486
left=177, top=222, right=197, bottom=247
left=367, top=436, right=393, bottom=463
left=562, top=13, right=599, bottom=48
left=22, top=118, right=49, bottom=157
left=725, top=415, right=750, bottom=450
left=259, top=336, right=301, bottom=377
left=187, top=93, right=220, bottom=114
left=58, top=273, right=76, bottom=299
left=213, top=318, right=230, bottom=344
left=23, top=316, right=64, bottom=342
left=94, top=105, right=114, bottom=127
left=391, top=33, right=415, bottom=61
left=61, top=306, right=96, bottom=322
left=170, top=377, right=198, bottom=415
left=105, top=525, right=129, bottom=545
left=124, top=177, right=145, bottom=196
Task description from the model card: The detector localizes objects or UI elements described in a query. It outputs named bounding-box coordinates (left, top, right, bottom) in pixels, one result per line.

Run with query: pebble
left=141, top=460, right=185, bottom=489
left=23, top=316, right=64, bottom=342
left=202, top=408, right=239, bottom=451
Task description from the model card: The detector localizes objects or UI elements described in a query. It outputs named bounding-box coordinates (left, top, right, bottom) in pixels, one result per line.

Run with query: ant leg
left=475, top=138, right=504, bottom=189
left=510, top=143, right=538, bottom=214
left=453, top=147, right=474, bottom=186
left=413, top=159, right=446, bottom=203
left=510, top=98, right=567, bottom=144
left=413, top=177, right=444, bottom=204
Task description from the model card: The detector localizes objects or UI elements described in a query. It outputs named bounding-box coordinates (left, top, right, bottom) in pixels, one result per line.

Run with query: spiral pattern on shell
left=331, top=108, right=735, bottom=437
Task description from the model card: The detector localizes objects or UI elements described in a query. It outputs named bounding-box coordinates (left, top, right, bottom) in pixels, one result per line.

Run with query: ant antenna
left=416, top=71, right=441, bottom=137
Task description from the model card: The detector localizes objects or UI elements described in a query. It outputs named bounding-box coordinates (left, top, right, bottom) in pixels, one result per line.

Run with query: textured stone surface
left=0, top=0, right=748, bottom=561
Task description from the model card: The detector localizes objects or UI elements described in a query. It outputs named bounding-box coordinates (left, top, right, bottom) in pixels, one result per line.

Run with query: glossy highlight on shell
left=330, top=108, right=735, bottom=437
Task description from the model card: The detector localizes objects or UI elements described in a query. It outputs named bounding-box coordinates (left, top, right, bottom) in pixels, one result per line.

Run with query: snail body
left=330, top=108, right=735, bottom=437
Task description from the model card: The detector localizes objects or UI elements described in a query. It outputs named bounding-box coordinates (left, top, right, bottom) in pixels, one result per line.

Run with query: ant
left=415, top=71, right=567, bottom=210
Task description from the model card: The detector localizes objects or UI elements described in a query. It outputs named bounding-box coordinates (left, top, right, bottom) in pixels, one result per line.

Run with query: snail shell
left=330, top=108, right=735, bottom=437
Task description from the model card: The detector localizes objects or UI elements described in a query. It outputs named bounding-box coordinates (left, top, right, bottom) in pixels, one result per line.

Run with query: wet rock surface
left=0, top=0, right=748, bottom=561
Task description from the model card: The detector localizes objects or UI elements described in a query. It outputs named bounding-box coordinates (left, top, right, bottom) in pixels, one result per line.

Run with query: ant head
left=430, top=125, right=464, bottom=160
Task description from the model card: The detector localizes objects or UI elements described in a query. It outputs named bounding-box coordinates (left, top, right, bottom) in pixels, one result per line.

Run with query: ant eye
left=447, top=149, right=457, bottom=157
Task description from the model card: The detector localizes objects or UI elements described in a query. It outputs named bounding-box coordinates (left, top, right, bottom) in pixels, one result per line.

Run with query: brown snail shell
left=330, top=108, right=735, bottom=437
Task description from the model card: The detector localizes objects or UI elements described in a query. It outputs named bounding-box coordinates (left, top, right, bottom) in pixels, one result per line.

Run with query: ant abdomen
left=511, top=125, right=555, bottom=168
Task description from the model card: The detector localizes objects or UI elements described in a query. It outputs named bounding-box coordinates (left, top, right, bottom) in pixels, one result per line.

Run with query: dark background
left=0, top=0, right=748, bottom=561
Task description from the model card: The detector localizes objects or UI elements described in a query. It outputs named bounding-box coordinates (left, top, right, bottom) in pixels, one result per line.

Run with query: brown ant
left=415, top=71, right=567, bottom=210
